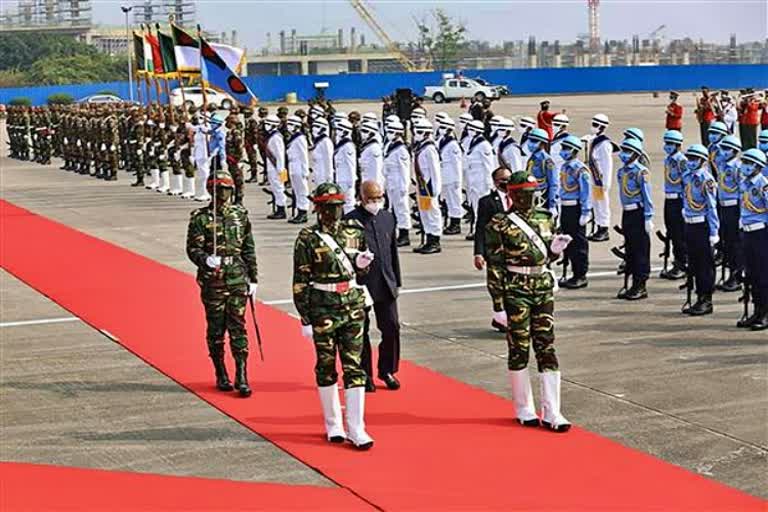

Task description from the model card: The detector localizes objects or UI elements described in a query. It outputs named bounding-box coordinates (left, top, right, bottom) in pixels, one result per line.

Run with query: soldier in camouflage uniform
left=485, top=169, right=573, bottom=433
left=243, top=107, right=260, bottom=183
left=225, top=112, right=246, bottom=204
left=186, top=169, right=259, bottom=397
left=292, top=183, right=376, bottom=450
left=128, top=108, right=146, bottom=186
left=103, top=108, right=120, bottom=180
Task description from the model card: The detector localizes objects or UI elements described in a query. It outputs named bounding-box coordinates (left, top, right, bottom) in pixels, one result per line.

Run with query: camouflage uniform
left=225, top=117, right=245, bottom=204
left=243, top=108, right=260, bottom=182
left=186, top=169, right=258, bottom=396
left=104, top=113, right=120, bottom=180
left=128, top=111, right=146, bottom=186
left=485, top=169, right=571, bottom=432
left=292, top=182, right=375, bottom=449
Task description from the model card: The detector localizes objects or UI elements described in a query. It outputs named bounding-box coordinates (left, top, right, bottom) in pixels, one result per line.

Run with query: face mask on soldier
left=364, top=200, right=384, bottom=216
left=526, top=140, right=539, bottom=154
left=618, top=151, right=634, bottom=164
left=687, top=159, right=704, bottom=172
left=663, top=143, right=677, bottom=156
left=739, top=162, right=757, bottom=179
left=759, top=142, right=768, bottom=153
left=559, top=149, right=574, bottom=162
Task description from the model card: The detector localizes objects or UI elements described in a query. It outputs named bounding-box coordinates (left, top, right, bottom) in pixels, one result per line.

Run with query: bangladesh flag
left=133, top=32, right=145, bottom=73
left=158, top=29, right=178, bottom=76
left=172, top=23, right=199, bottom=74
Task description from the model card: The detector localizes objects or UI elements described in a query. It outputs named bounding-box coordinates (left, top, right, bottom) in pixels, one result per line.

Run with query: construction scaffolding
left=0, top=0, right=92, bottom=30
left=132, top=0, right=196, bottom=28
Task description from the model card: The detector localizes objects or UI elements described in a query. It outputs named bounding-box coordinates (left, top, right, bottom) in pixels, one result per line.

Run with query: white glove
left=248, top=283, right=258, bottom=297
left=709, top=235, right=720, bottom=247
left=492, top=310, right=507, bottom=326
left=63, top=137, right=68, bottom=144
left=174, top=152, right=181, bottom=162
left=252, top=144, right=258, bottom=151
left=579, top=213, right=590, bottom=227
left=159, top=155, right=167, bottom=161
left=355, top=250, right=375, bottom=269
left=76, top=139, right=82, bottom=147
left=205, top=255, right=221, bottom=268
left=137, top=149, right=143, bottom=156
left=301, top=324, right=314, bottom=340
left=188, top=156, right=195, bottom=165
left=100, top=144, right=106, bottom=151
left=550, top=234, right=573, bottom=254
left=549, top=207, right=559, bottom=218
left=110, top=145, right=116, bottom=151
left=645, top=220, right=654, bottom=234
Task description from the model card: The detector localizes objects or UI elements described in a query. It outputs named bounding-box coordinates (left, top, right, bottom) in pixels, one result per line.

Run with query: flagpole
left=141, top=25, right=153, bottom=107
left=133, top=31, right=143, bottom=105
left=197, top=24, right=216, bottom=259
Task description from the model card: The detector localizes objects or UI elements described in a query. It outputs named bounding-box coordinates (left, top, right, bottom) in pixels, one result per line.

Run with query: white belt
left=311, top=279, right=363, bottom=293
left=561, top=200, right=579, bottom=206
left=719, top=199, right=738, bottom=207
left=742, top=222, right=766, bottom=232
left=507, top=265, right=544, bottom=275
left=622, top=203, right=641, bottom=211
left=665, top=192, right=680, bottom=199
left=685, top=215, right=705, bottom=224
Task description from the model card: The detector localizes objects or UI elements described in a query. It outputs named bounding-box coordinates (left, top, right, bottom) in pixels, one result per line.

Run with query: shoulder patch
left=190, top=207, right=207, bottom=217
left=343, top=219, right=365, bottom=230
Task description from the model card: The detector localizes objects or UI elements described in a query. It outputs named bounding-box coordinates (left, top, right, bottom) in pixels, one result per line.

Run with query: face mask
left=739, top=162, right=757, bottom=178
left=758, top=142, right=768, bottom=152
left=559, top=149, right=574, bottom=162
left=364, top=200, right=384, bottom=215
left=708, top=133, right=721, bottom=144
left=663, top=143, right=677, bottom=156
left=526, top=141, right=539, bottom=154
left=318, top=205, right=343, bottom=226
left=687, top=159, right=703, bottom=172
left=618, top=151, right=633, bottom=164
left=590, top=125, right=600, bottom=135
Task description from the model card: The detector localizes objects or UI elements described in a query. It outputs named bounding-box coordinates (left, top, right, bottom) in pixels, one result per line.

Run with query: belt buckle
left=336, top=281, right=350, bottom=293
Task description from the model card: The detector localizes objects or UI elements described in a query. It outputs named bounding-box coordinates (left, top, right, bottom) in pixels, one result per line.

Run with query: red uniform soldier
left=665, top=91, right=683, bottom=130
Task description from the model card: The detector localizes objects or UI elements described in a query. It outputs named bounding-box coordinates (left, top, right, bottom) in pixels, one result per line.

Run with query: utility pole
left=121, top=5, right=134, bottom=101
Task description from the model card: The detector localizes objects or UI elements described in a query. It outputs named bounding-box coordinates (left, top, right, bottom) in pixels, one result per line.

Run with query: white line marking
left=262, top=266, right=663, bottom=305
left=0, top=316, right=80, bottom=328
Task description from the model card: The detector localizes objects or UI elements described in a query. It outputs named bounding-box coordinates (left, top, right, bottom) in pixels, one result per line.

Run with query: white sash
left=506, top=212, right=548, bottom=258
left=314, top=230, right=374, bottom=307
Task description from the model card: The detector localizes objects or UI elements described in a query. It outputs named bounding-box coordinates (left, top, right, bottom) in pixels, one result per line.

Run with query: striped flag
left=200, top=36, right=257, bottom=106
left=172, top=23, right=245, bottom=75
left=145, top=31, right=163, bottom=76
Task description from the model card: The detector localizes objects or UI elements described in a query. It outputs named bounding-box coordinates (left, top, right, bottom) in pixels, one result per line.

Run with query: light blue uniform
left=526, top=149, right=559, bottom=211
left=560, top=159, right=592, bottom=217
left=682, top=166, right=719, bottom=237
left=617, top=162, right=654, bottom=221
left=664, top=151, right=687, bottom=197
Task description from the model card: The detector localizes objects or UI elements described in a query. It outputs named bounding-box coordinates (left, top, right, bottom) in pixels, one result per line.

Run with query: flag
left=200, top=36, right=257, bottom=106
left=133, top=32, right=145, bottom=74
left=158, top=29, right=178, bottom=76
left=145, top=31, right=164, bottom=76
left=172, top=23, right=245, bottom=75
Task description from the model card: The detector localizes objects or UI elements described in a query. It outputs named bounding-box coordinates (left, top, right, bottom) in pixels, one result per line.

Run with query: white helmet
left=457, top=112, right=473, bottom=132
left=360, top=119, right=379, bottom=136
left=335, top=118, right=353, bottom=136
left=489, top=116, right=506, bottom=134
left=332, top=112, right=348, bottom=126
left=264, top=114, right=280, bottom=129
left=467, top=120, right=485, bottom=134
left=386, top=119, right=405, bottom=136
left=498, top=117, right=515, bottom=132
left=286, top=115, right=303, bottom=132
left=411, top=107, right=427, bottom=120
left=518, top=116, right=536, bottom=130
left=412, top=118, right=433, bottom=140
left=362, top=112, right=378, bottom=123
left=552, top=114, right=570, bottom=129
left=434, top=111, right=451, bottom=123
left=592, top=113, right=610, bottom=127
left=312, top=116, right=329, bottom=135
left=384, top=114, right=400, bottom=127
left=309, top=105, right=325, bottom=120
left=437, top=116, right=455, bottom=130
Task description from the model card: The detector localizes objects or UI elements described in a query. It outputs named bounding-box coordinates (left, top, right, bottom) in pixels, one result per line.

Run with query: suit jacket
left=474, top=189, right=507, bottom=258
left=345, top=206, right=402, bottom=303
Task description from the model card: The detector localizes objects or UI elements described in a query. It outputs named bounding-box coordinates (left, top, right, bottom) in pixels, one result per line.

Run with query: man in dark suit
left=473, top=167, right=513, bottom=333
left=345, top=180, right=403, bottom=392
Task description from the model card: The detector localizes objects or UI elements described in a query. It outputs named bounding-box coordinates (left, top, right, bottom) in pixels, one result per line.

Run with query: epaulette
left=190, top=206, right=208, bottom=218
left=343, top=219, right=365, bottom=230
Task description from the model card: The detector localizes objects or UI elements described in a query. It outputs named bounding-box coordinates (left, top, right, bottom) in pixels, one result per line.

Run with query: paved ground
left=1, top=92, right=766, bottom=500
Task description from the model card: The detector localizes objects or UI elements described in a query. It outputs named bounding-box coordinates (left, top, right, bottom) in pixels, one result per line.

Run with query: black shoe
left=588, top=227, right=609, bottom=242
left=749, top=307, right=768, bottom=331
left=329, top=435, right=346, bottom=444
left=625, top=280, right=648, bottom=301
left=541, top=420, right=571, bottom=433
left=267, top=206, right=287, bottom=220
left=365, top=378, right=376, bottom=393
left=379, top=373, right=400, bottom=390
left=464, top=232, right=475, bottom=241
left=518, top=418, right=541, bottom=427
left=561, top=276, right=588, bottom=289
left=491, top=319, right=507, bottom=333
left=233, top=352, right=252, bottom=397
left=210, top=347, right=234, bottom=392
left=288, top=210, right=308, bottom=224
left=716, top=274, right=742, bottom=293
left=414, top=235, right=441, bottom=254
left=737, top=311, right=760, bottom=328
left=665, top=265, right=687, bottom=280
left=689, top=295, right=713, bottom=316
left=396, top=229, right=410, bottom=247
left=131, top=179, right=144, bottom=187
left=443, top=218, right=461, bottom=235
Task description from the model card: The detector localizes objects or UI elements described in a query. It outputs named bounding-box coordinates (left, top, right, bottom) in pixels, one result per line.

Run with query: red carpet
left=1, top=199, right=765, bottom=511
left=0, top=462, right=370, bottom=511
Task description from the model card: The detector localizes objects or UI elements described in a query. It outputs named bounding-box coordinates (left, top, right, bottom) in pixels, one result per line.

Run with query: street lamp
left=121, top=5, right=134, bottom=102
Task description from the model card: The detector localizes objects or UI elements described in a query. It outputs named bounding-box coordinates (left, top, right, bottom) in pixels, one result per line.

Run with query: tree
left=26, top=54, right=126, bottom=85
left=0, top=33, right=98, bottom=72
left=416, top=9, right=467, bottom=71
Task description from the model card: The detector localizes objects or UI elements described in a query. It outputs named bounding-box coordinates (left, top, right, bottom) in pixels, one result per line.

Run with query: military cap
left=311, top=183, right=346, bottom=205
left=506, top=170, right=537, bottom=191
left=206, top=168, right=235, bottom=193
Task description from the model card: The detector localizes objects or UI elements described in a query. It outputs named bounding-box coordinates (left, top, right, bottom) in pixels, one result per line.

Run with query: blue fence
left=1, top=64, right=766, bottom=106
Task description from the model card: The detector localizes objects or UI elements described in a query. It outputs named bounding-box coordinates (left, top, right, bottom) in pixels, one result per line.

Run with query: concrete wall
left=1, top=64, right=766, bottom=106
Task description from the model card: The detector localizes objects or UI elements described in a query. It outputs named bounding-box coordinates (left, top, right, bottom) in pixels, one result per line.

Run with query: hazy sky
left=87, top=0, right=767, bottom=51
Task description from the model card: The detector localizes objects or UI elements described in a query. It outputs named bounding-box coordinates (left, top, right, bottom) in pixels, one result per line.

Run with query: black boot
left=664, top=262, right=687, bottom=280
left=717, top=272, right=742, bottom=293
left=233, top=351, right=252, bottom=397
left=561, top=275, right=588, bottom=289
left=414, top=234, right=441, bottom=254
left=750, top=306, right=768, bottom=331
left=267, top=206, right=287, bottom=220
left=624, top=279, right=648, bottom=301
left=689, top=294, right=713, bottom=316
left=210, top=345, right=233, bottom=392
left=443, top=218, right=461, bottom=235
left=588, top=226, right=609, bottom=242
left=365, top=377, right=377, bottom=393
left=288, top=209, right=308, bottom=224
left=396, top=229, right=410, bottom=247
left=131, top=176, right=145, bottom=187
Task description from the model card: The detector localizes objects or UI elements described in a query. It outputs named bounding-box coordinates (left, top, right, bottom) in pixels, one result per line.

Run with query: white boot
left=318, top=384, right=346, bottom=443
left=169, top=174, right=183, bottom=196
left=508, top=368, right=540, bottom=427
left=539, top=371, right=571, bottom=433
left=345, top=386, right=373, bottom=450
left=146, top=168, right=159, bottom=190
left=181, top=176, right=195, bottom=199
left=157, top=171, right=170, bottom=193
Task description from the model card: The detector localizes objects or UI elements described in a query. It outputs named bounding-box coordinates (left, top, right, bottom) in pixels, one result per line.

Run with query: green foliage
left=0, top=33, right=98, bottom=72
left=416, top=9, right=467, bottom=71
left=27, top=54, right=126, bottom=86
left=9, top=97, right=32, bottom=106
left=0, top=69, right=26, bottom=87
left=47, top=93, right=75, bottom=105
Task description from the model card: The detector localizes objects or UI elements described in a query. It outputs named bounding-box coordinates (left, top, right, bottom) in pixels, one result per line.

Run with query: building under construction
left=0, top=0, right=92, bottom=32
left=132, top=0, right=196, bottom=28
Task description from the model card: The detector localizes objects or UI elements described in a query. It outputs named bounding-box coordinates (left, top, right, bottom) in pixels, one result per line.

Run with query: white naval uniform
left=334, top=137, right=357, bottom=213
left=384, top=138, right=412, bottom=230
left=359, top=136, right=385, bottom=188
left=414, top=139, right=443, bottom=236
left=438, top=134, right=464, bottom=219
left=498, top=136, right=523, bottom=172
left=193, top=123, right=213, bottom=201
left=465, top=135, right=495, bottom=231
left=266, top=130, right=287, bottom=208
left=286, top=131, right=310, bottom=211
left=310, top=134, right=334, bottom=188
left=586, top=133, right=614, bottom=228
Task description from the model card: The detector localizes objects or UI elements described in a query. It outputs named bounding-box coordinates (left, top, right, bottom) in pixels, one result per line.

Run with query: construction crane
left=648, top=24, right=667, bottom=45
left=348, top=0, right=425, bottom=72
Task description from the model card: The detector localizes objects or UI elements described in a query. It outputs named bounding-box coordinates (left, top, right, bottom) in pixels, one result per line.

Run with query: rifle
left=261, top=187, right=277, bottom=213
left=656, top=230, right=670, bottom=277
left=247, top=296, right=265, bottom=362
left=611, top=246, right=629, bottom=297
left=737, top=279, right=752, bottom=327
left=613, top=224, right=626, bottom=274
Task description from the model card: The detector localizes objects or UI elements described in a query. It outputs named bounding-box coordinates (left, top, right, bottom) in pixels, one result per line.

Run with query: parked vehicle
left=170, top=87, right=234, bottom=110
left=78, top=94, right=123, bottom=104
left=473, top=77, right=510, bottom=96
left=424, top=75, right=501, bottom=103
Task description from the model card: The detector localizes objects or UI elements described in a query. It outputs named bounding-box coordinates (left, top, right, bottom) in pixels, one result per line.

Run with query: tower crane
left=348, top=0, right=428, bottom=72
